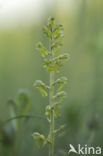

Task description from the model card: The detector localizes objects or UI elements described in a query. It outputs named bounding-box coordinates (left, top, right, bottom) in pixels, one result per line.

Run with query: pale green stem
left=49, top=71, right=54, bottom=156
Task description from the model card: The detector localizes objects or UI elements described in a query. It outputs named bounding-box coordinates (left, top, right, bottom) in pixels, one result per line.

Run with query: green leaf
left=8, top=98, right=17, bottom=117
left=37, top=42, right=48, bottom=57
left=8, top=98, right=18, bottom=130
left=17, top=89, right=30, bottom=115
left=34, top=80, right=48, bottom=97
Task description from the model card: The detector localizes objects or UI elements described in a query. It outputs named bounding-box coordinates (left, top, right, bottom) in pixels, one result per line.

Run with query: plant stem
left=2, top=114, right=46, bottom=126
left=49, top=71, right=54, bottom=156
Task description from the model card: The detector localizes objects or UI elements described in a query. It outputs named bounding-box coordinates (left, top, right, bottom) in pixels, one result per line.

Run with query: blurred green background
left=0, top=0, right=103, bottom=155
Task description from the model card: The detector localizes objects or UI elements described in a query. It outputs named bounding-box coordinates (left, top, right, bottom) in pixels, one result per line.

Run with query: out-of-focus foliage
left=0, top=89, right=30, bottom=156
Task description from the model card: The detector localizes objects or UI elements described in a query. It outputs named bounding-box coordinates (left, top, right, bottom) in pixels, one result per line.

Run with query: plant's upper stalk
left=32, top=17, right=69, bottom=156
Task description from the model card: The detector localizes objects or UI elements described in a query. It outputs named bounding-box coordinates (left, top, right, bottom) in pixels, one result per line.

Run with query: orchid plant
left=32, top=17, right=69, bottom=156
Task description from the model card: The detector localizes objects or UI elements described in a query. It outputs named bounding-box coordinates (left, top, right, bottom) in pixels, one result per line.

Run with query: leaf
left=17, top=89, right=30, bottom=115
left=37, top=42, right=48, bottom=57
left=8, top=98, right=17, bottom=117
left=34, top=80, right=48, bottom=97
left=8, top=98, right=18, bottom=130
left=1, top=124, right=16, bottom=145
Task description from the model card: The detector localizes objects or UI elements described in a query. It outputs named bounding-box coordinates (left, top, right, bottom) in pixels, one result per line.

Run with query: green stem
left=2, top=114, right=46, bottom=126
left=49, top=71, right=54, bottom=156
